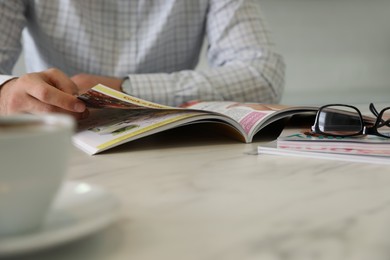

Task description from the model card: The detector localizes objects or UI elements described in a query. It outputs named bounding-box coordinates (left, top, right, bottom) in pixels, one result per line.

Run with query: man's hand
left=71, top=73, right=123, bottom=94
left=0, top=68, right=88, bottom=119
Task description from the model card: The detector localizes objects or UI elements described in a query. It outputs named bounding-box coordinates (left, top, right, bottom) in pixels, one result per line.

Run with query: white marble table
left=8, top=124, right=390, bottom=260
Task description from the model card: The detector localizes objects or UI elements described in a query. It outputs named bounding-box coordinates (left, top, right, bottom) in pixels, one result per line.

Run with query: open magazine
left=73, top=84, right=318, bottom=155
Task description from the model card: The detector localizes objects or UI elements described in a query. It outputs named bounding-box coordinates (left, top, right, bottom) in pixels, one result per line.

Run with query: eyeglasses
left=311, top=103, right=390, bottom=138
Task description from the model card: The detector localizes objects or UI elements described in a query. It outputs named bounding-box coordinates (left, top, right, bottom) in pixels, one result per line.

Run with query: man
left=0, top=0, right=285, bottom=119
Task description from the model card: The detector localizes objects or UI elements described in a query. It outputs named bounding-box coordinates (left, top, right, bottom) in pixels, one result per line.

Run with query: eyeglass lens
left=377, top=107, right=390, bottom=137
left=317, top=105, right=363, bottom=136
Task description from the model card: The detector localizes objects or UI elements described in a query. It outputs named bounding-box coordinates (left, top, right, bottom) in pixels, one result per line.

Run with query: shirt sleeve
left=123, top=0, right=285, bottom=106
left=0, top=0, right=26, bottom=84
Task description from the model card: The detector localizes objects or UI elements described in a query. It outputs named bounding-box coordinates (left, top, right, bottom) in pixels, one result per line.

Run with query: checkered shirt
left=0, top=0, right=285, bottom=105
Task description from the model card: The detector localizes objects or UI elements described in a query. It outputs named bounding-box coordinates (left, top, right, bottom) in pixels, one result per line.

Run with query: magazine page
left=78, top=84, right=175, bottom=109
left=73, top=108, right=208, bottom=155
left=184, top=101, right=318, bottom=139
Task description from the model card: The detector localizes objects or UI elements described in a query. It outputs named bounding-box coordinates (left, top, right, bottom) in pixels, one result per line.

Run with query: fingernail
left=74, top=102, right=86, bottom=112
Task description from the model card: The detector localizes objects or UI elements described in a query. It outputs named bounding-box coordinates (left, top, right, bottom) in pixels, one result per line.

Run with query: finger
left=0, top=71, right=85, bottom=115
left=26, top=82, right=86, bottom=113
left=25, top=97, right=89, bottom=120
left=42, top=68, right=79, bottom=95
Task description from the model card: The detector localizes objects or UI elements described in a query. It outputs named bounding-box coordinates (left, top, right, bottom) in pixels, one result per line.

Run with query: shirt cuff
left=0, top=75, right=17, bottom=86
left=0, top=75, right=17, bottom=91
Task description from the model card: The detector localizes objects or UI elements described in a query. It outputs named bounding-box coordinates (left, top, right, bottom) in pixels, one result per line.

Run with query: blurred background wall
left=13, top=0, right=390, bottom=105
left=259, top=0, right=390, bottom=105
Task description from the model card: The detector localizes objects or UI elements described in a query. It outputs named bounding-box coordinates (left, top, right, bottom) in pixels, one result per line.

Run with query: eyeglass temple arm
left=369, top=103, right=379, bottom=117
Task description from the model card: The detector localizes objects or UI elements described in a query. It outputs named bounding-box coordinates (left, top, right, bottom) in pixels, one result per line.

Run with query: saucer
left=0, top=181, right=121, bottom=256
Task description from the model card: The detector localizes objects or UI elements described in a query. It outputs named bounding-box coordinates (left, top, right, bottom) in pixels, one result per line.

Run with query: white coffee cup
left=0, top=113, right=75, bottom=236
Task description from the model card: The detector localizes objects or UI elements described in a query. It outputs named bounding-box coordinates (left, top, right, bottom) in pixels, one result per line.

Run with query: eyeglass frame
left=311, top=103, right=390, bottom=138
